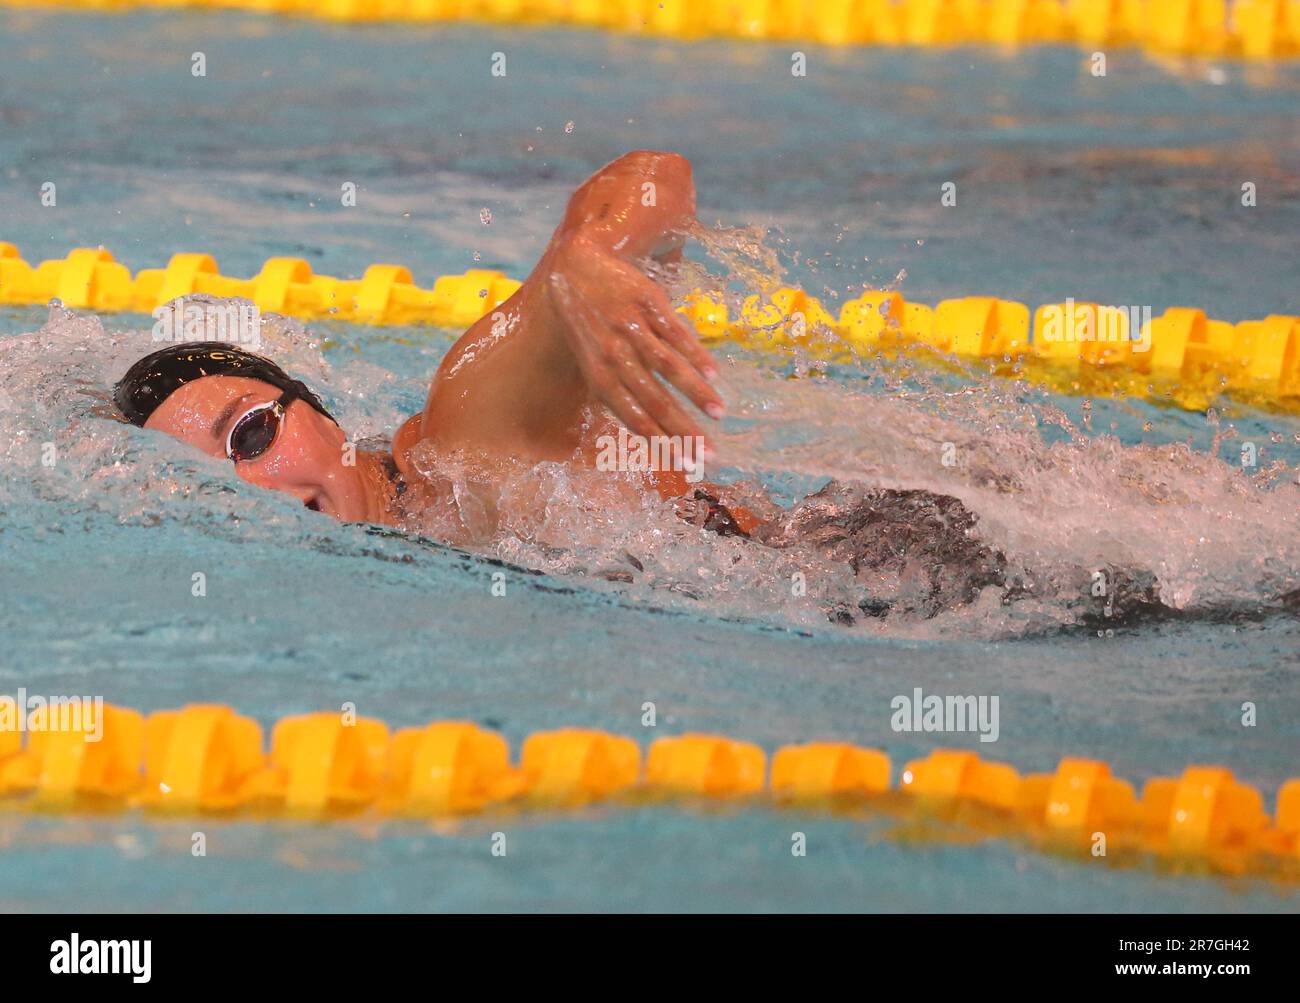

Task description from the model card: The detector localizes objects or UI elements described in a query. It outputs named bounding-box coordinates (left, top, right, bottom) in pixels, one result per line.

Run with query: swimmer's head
left=115, top=342, right=373, bottom=520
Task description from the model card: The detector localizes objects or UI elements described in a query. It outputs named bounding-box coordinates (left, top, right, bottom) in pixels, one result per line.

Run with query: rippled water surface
left=1, top=12, right=1299, bottom=911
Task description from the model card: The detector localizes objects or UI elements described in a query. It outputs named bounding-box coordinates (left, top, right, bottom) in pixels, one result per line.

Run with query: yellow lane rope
left=0, top=0, right=1298, bottom=60
left=3, top=241, right=1297, bottom=414
left=1, top=700, right=1298, bottom=877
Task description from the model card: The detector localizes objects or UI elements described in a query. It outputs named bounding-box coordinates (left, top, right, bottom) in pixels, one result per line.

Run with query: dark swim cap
left=114, top=342, right=335, bottom=427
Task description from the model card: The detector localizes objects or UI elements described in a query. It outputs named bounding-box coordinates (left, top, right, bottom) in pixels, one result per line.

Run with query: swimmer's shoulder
left=391, top=413, right=424, bottom=482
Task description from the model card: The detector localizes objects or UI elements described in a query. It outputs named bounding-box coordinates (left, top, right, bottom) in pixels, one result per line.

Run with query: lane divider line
left=1, top=701, right=1298, bottom=877
left=3, top=241, right=1297, bottom=414
left=0, top=0, right=1297, bottom=60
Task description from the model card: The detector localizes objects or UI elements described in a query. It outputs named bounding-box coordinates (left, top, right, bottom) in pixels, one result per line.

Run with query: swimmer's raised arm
left=404, top=151, right=723, bottom=469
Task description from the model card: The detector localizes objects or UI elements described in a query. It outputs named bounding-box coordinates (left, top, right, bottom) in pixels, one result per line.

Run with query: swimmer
left=114, top=150, right=1159, bottom=625
left=117, top=151, right=727, bottom=524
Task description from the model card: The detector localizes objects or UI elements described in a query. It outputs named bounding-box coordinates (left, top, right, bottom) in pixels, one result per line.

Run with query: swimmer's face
left=144, top=375, right=369, bottom=521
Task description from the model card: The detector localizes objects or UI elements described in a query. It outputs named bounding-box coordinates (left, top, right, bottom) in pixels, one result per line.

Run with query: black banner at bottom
left=0, top=913, right=1290, bottom=988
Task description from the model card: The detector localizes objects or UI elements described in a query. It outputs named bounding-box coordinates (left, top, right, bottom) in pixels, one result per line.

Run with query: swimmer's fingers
left=609, top=340, right=703, bottom=444
left=549, top=273, right=610, bottom=372
left=595, top=368, right=669, bottom=443
left=639, top=284, right=720, bottom=384
left=560, top=295, right=663, bottom=439
left=633, top=331, right=722, bottom=423
left=553, top=255, right=714, bottom=443
left=559, top=283, right=637, bottom=399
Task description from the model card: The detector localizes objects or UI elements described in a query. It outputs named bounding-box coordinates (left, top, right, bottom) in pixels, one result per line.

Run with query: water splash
left=2, top=240, right=1298, bottom=639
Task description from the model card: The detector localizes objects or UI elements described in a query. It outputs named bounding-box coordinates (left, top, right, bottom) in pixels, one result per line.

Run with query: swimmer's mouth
left=305, top=497, right=322, bottom=513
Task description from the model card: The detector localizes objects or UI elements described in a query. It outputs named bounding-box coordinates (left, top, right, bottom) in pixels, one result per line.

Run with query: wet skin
left=143, top=375, right=390, bottom=523
left=142, top=150, right=746, bottom=528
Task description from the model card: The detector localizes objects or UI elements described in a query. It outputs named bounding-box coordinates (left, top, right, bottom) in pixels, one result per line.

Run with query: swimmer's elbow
left=618, top=150, right=696, bottom=230
left=618, top=150, right=693, bottom=198
left=559, top=150, right=696, bottom=257
left=620, top=149, right=690, bottom=174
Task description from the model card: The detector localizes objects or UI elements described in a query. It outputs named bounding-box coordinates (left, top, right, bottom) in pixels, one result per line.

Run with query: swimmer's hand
left=546, top=233, right=723, bottom=447
left=416, top=150, right=722, bottom=468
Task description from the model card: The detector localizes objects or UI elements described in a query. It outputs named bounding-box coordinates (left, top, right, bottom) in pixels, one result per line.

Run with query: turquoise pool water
left=1, top=11, right=1299, bottom=912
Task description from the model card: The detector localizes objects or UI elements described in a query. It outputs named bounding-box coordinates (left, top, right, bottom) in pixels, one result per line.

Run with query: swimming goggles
left=225, top=390, right=298, bottom=462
